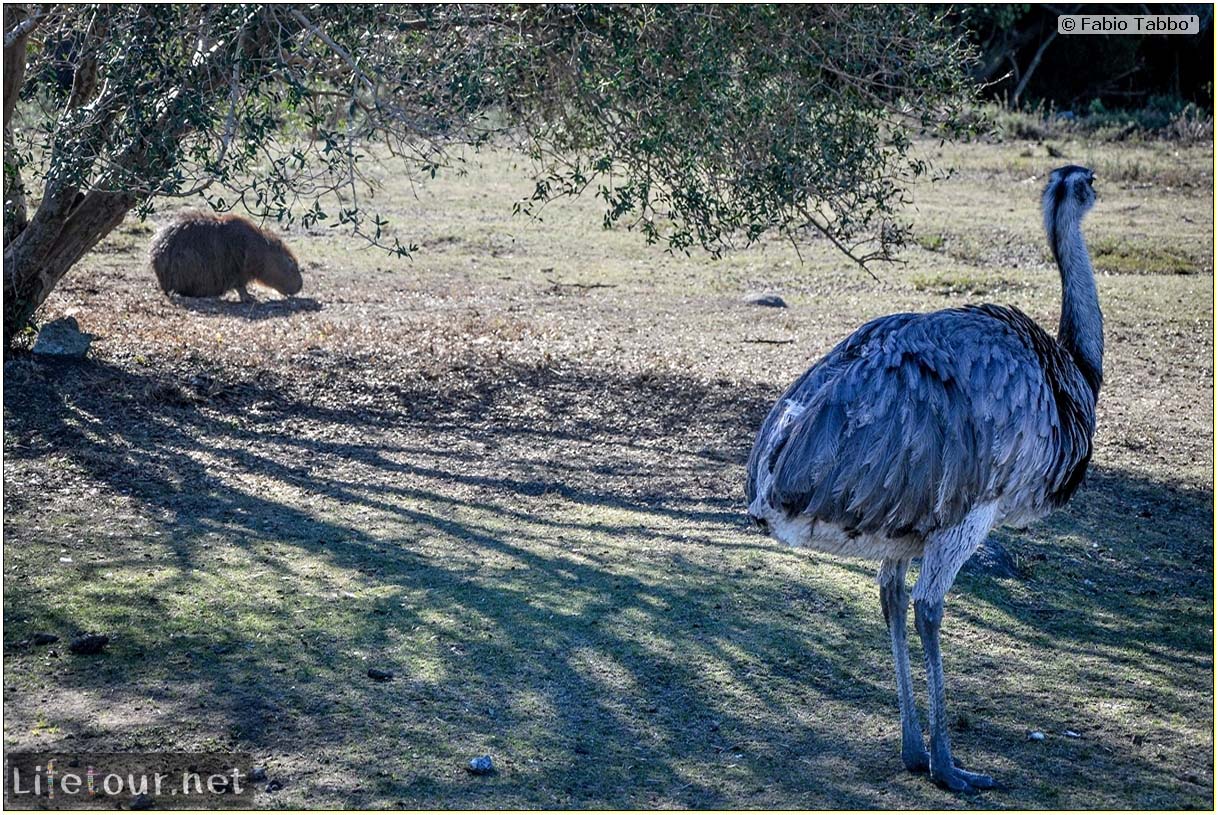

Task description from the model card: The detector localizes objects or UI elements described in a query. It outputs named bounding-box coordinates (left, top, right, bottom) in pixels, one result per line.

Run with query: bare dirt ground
left=3, top=138, right=1214, bottom=809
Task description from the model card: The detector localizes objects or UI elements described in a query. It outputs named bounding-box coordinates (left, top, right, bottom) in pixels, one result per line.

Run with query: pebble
left=367, top=668, right=394, bottom=682
left=744, top=293, right=787, bottom=308
left=467, top=755, right=494, bottom=775
left=1063, top=730, right=1081, bottom=739
left=1029, top=731, right=1046, bottom=741
left=30, top=633, right=59, bottom=646
left=68, top=634, right=109, bottom=655
left=249, top=767, right=268, bottom=782
left=129, top=793, right=155, bottom=810
left=265, top=779, right=283, bottom=793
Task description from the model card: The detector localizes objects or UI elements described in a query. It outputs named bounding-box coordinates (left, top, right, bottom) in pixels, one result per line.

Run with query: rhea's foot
left=930, top=761, right=996, bottom=794
left=902, top=746, right=930, bottom=773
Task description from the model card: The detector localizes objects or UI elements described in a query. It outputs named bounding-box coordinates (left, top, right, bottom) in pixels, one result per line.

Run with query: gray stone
left=68, top=633, right=109, bottom=655
left=32, top=317, right=93, bottom=358
left=466, top=755, right=494, bottom=775
left=744, top=293, right=787, bottom=308
left=962, top=539, right=1019, bottom=579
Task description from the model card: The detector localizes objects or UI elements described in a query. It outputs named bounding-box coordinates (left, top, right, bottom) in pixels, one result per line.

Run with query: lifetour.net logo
left=5, top=752, right=254, bottom=809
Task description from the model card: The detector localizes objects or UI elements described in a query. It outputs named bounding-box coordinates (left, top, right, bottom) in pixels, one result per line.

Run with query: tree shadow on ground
left=2, top=352, right=1212, bottom=809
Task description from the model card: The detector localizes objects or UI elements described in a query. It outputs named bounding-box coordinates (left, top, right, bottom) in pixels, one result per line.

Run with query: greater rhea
left=745, top=166, right=1102, bottom=792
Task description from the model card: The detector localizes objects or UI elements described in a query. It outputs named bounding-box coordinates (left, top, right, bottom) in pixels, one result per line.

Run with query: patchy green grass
left=1092, top=238, right=1200, bottom=276
left=915, top=232, right=946, bottom=252
left=3, top=137, right=1213, bottom=809
left=911, top=269, right=1013, bottom=297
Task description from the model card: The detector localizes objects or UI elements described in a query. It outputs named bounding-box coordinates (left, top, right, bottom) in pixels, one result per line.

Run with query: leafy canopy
left=7, top=4, right=977, bottom=266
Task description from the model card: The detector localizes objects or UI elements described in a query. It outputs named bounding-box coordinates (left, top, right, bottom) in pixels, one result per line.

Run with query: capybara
left=149, top=211, right=303, bottom=300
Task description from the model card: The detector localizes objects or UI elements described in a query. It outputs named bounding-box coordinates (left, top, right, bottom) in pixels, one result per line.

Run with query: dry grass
left=3, top=137, right=1213, bottom=809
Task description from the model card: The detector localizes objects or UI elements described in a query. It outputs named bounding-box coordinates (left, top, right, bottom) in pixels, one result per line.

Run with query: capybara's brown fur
left=149, top=211, right=303, bottom=299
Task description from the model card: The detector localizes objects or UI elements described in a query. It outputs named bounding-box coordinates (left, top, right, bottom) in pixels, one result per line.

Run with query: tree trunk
left=3, top=191, right=135, bottom=346
left=4, top=4, right=35, bottom=247
left=2, top=8, right=255, bottom=347
left=3, top=5, right=33, bottom=128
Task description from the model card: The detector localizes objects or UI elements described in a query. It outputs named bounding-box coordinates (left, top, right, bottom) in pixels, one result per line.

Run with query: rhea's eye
left=1087, top=173, right=1095, bottom=186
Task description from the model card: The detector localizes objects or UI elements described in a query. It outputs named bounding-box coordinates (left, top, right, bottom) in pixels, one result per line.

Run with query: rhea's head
left=1042, top=164, right=1096, bottom=233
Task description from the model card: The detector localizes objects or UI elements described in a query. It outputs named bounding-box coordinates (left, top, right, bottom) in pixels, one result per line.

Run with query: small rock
left=32, top=317, right=93, bottom=358
left=68, top=634, right=109, bottom=655
left=467, top=755, right=494, bottom=775
left=1029, top=731, right=1046, bottom=741
left=744, top=293, right=787, bottom=309
left=367, top=668, right=394, bottom=682
left=962, top=539, right=1019, bottom=578
left=129, top=793, right=155, bottom=810
left=30, top=633, right=59, bottom=646
left=249, top=767, right=268, bottom=782
left=1063, top=730, right=1081, bottom=739
left=265, top=779, right=283, bottom=793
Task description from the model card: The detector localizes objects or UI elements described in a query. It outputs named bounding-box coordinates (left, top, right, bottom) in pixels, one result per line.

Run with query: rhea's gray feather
left=746, top=164, right=1102, bottom=543
left=749, top=306, right=1093, bottom=539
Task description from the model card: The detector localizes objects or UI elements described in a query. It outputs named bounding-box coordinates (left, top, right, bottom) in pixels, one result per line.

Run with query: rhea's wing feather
left=745, top=314, right=918, bottom=504
left=767, top=309, right=1066, bottom=537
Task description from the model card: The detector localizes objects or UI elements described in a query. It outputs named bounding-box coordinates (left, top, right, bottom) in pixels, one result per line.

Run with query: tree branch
left=289, top=8, right=376, bottom=94
left=3, top=11, right=43, bottom=49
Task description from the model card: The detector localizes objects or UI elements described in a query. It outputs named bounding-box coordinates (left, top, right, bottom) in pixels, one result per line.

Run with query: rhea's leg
left=912, top=514, right=998, bottom=794
left=878, top=557, right=927, bottom=772
left=236, top=283, right=254, bottom=303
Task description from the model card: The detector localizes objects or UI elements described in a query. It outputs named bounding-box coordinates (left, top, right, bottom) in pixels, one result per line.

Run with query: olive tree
left=3, top=4, right=976, bottom=346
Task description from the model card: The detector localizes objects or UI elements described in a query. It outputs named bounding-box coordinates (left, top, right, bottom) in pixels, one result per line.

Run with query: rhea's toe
left=956, top=768, right=996, bottom=789
left=930, top=763, right=996, bottom=794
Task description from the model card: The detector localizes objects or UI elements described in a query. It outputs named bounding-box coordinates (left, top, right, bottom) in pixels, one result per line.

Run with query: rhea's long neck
left=1051, top=215, right=1104, bottom=397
